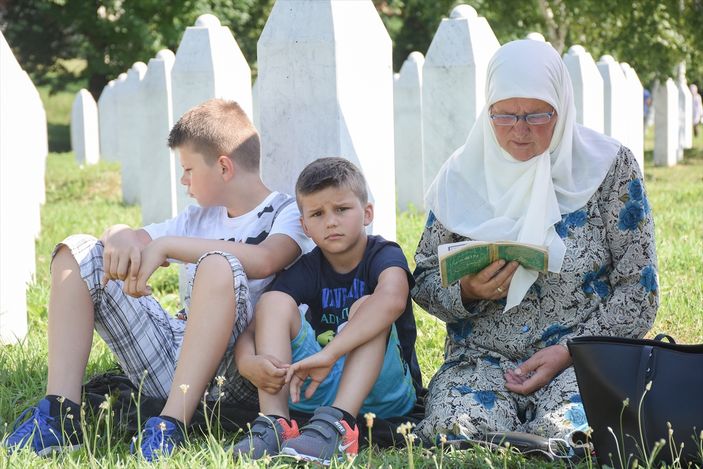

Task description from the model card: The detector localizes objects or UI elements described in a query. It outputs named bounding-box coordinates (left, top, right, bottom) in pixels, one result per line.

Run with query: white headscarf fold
left=425, top=39, right=620, bottom=310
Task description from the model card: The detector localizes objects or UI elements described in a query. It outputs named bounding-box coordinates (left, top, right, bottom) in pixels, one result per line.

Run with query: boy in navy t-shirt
left=233, top=157, right=420, bottom=464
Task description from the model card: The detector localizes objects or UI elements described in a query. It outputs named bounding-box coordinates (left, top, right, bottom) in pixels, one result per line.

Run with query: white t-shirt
left=143, top=192, right=312, bottom=307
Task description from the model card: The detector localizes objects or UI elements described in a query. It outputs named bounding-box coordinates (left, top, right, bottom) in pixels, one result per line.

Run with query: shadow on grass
left=48, top=122, right=71, bottom=153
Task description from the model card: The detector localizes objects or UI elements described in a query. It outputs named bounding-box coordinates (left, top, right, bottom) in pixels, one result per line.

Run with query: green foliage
left=2, top=0, right=702, bottom=98
left=0, top=0, right=275, bottom=98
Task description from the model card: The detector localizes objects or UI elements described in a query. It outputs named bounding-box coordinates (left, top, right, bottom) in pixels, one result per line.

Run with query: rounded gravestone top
left=567, top=45, right=586, bottom=56
left=117, top=73, right=128, bottom=82
left=599, top=54, right=616, bottom=64
left=131, top=61, right=148, bottom=74
left=408, top=51, right=425, bottom=63
left=450, top=4, right=477, bottom=19
left=156, top=49, right=175, bottom=65
left=195, top=13, right=221, bottom=28
left=526, top=32, right=546, bottom=42
left=107, top=80, right=115, bottom=88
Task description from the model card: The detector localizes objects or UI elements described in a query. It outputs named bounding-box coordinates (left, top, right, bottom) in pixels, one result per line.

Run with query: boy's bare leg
left=331, top=298, right=386, bottom=416
left=255, top=292, right=302, bottom=419
left=160, top=254, right=237, bottom=424
left=46, top=245, right=95, bottom=404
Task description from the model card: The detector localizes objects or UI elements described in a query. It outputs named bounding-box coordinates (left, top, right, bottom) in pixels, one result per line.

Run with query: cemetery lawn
left=1, top=141, right=702, bottom=468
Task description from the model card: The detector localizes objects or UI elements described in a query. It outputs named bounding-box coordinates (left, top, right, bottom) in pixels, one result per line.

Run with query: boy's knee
left=194, top=252, right=237, bottom=290
left=255, top=292, right=301, bottom=337
left=50, top=243, right=80, bottom=273
left=348, top=295, right=370, bottom=319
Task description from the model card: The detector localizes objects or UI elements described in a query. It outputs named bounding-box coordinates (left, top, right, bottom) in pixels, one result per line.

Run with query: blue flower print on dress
left=555, top=220, right=569, bottom=238
left=628, top=178, right=644, bottom=201
left=447, top=319, right=473, bottom=342
left=566, top=210, right=588, bottom=227
left=425, top=211, right=436, bottom=228
left=639, top=265, right=657, bottom=292
left=555, top=209, right=588, bottom=238
left=473, top=391, right=496, bottom=410
left=565, top=404, right=587, bottom=427
left=582, top=264, right=610, bottom=299
left=482, top=356, right=501, bottom=368
left=541, top=323, right=573, bottom=346
left=453, top=385, right=473, bottom=395
left=593, top=280, right=610, bottom=297
left=618, top=200, right=645, bottom=231
left=569, top=394, right=582, bottom=404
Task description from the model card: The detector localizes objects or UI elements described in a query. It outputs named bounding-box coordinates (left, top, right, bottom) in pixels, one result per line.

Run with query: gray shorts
left=54, top=234, right=257, bottom=405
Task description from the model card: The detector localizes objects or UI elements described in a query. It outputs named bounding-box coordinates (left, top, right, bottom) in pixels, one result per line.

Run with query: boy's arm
left=234, top=318, right=289, bottom=395
left=100, top=224, right=152, bottom=285
left=324, top=266, right=408, bottom=358
left=128, top=233, right=301, bottom=297
left=287, top=266, right=409, bottom=400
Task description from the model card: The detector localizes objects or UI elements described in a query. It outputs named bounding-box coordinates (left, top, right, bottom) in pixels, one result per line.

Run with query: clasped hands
left=101, top=236, right=170, bottom=297
left=238, top=349, right=336, bottom=401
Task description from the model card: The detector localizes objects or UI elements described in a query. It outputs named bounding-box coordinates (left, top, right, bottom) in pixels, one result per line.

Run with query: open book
left=438, top=240, right=548, bottom=288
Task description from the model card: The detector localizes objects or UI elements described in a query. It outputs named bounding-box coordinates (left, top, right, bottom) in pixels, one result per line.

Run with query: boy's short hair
left=295, top=157, right=368, bottom=207
left=167, top=99, right=260, bottom=172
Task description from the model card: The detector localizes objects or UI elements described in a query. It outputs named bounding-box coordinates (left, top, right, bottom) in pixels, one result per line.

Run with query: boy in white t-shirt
left=3, top=99, right=311, bottom=460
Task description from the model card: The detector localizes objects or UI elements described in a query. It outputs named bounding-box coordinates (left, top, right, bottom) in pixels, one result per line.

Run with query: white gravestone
left=394, top=51, right=424, bottom=212
left=563, top=45, right=604, bottom=133
left=21, top=69, right=48, bottom=234
left=140, top=50, right=178, bottom=225
left=71, top=88, right=100, bottom=166
left=620, top=62, right=645, bottom=172
left=98, top=80, right=118, bottom=162
left=171, top=13, right=253, bottom=213
left=676, top=65, right=693, bottom=158
left=252, top=77, right=260, bottom=130
left=526, top=32, right=546, bottom=42
left=111, top=73, right=128, bottom=167
left=0, top=32, right=46, bottom=343
left=421, top=4, right=500, bottom=193
left=258, top=0, right=397, bottom=239
left=119, top=62, right=147, bottom=205
left=654, top=78, right=679, bottom=167
left=597, top=56, right=629, bottom=146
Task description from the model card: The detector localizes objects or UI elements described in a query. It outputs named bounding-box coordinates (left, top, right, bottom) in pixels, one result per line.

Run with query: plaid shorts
left=55, top=234, right=257, bottom=406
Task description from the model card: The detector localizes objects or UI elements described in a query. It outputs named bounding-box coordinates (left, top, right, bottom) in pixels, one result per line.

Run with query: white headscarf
left=425, top=39, right=620, bottom=311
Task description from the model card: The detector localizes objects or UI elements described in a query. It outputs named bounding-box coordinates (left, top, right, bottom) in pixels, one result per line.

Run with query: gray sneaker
left=232, top=415, right=300, bottom=460
left=280, top=406, right=359, bottom=465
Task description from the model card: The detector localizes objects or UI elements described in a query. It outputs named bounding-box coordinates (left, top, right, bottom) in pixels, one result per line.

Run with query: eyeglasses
left=489, top=111, right=555, bottom=126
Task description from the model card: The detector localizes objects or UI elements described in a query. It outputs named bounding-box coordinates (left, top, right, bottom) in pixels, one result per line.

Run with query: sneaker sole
left=280, top=446, right=337, bottom=466
left=36, top=443, right=83, bottom=457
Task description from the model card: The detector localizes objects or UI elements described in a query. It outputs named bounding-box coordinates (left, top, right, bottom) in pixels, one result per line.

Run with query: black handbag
left=568, top=334, right=703, bottom=468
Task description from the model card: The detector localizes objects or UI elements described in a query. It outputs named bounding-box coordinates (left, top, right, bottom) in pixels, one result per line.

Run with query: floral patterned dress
left=411, top=147, right=658, bottom=443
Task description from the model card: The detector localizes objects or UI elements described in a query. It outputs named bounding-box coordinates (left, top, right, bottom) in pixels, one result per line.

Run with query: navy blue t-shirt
left=269, top=235, right=422, bottom=392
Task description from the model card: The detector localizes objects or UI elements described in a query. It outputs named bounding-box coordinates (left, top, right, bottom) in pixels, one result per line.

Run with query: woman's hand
left=503, top=344, right=572, bottom=395
left=459, top=260, right=519, bottom=301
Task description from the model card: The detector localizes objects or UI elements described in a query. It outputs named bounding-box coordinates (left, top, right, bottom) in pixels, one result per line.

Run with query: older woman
left=412, top=40, right=658, bottom=443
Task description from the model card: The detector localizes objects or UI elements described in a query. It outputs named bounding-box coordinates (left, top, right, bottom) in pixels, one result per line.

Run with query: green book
left=438, top=240, right=548, bottom=288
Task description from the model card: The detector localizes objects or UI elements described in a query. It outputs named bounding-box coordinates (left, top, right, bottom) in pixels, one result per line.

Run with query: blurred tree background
left=1, top=0, right=701, bottom=102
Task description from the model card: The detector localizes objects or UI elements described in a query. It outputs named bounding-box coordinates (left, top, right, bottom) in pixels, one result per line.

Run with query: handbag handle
left=653, top=333, right=676, bottom=344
